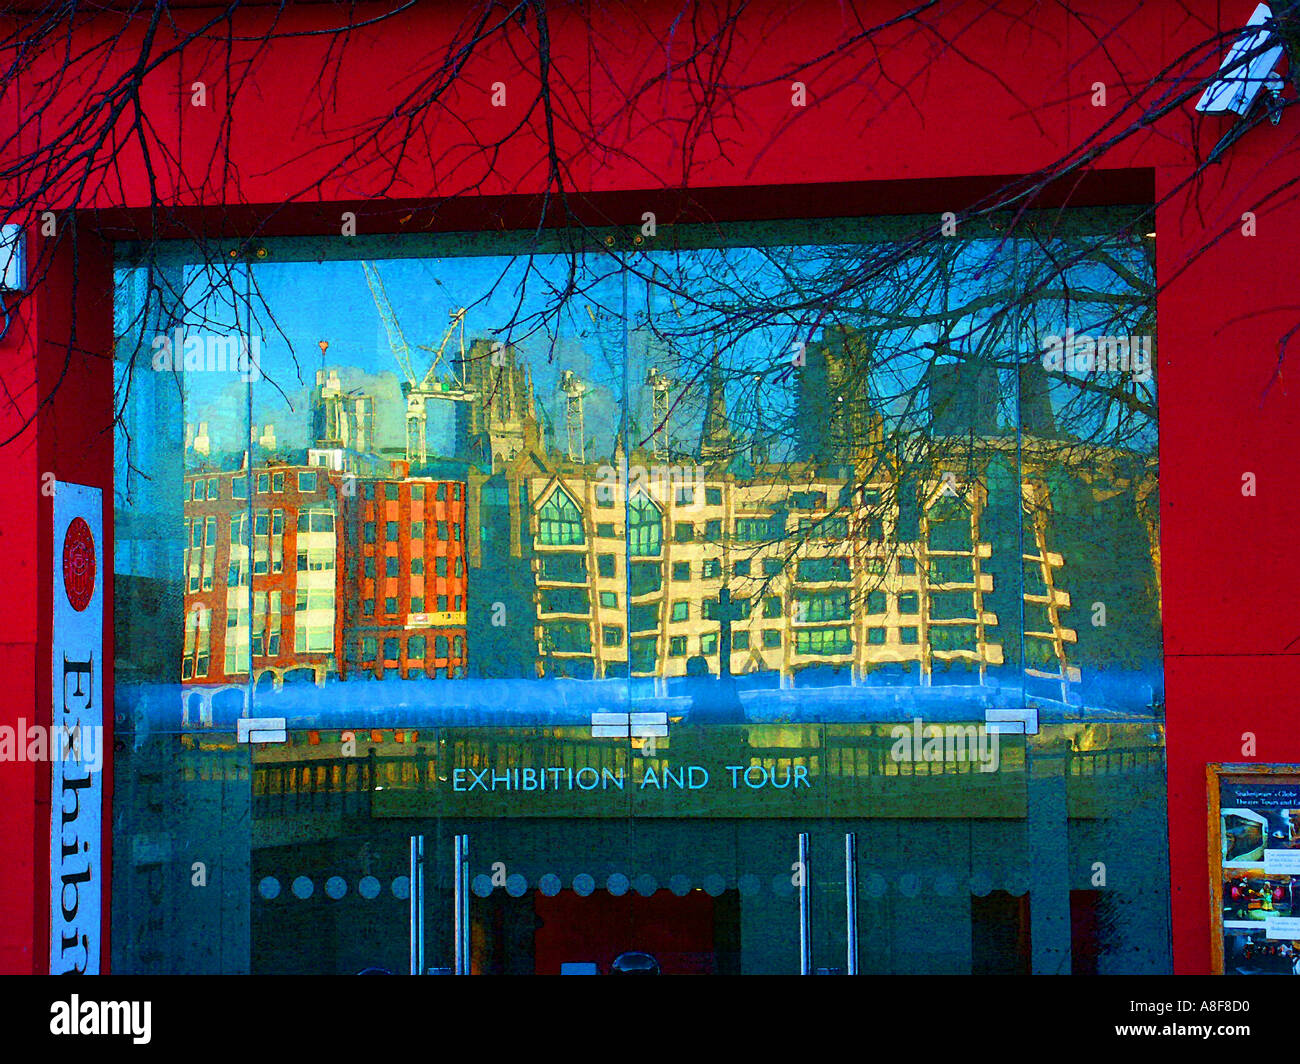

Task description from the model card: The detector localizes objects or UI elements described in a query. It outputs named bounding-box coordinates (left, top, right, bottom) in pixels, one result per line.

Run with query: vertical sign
left=1209, top=763, right=1300, bottom=975
left=51, top=482, right=103, bottom=974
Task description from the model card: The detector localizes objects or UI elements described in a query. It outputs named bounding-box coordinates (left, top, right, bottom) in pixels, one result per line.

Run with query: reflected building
left=181, top=464, right=345, bottom=690
left=510, top=453, right=1046, bottom=689
left=454, top=338, right=542, bottom=471
left=339, top=470, right=469, bottom=680
left=181, top=366, right=471, bottom=690
left=181, top=461, right=471, bottom=689
left=794, top=325, right=883, bottom=469
left=311, top=368, right=374, bottom=453
left=463, top=329, right=1159, bottom=708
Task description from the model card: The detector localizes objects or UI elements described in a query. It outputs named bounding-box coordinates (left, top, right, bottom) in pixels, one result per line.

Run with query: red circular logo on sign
left=62, top=516, right=96, bottom=612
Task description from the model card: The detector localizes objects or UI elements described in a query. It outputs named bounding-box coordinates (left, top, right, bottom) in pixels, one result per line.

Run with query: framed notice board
left=1209, top=764, right=1300, bottom=975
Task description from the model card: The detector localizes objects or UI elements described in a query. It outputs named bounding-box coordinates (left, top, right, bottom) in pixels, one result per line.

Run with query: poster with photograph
left=1210, top=766, right=1300, bottom=974
left=1220, top=780, right=1300, bottom=872
left=1221, top=928, right=1300, bottom=976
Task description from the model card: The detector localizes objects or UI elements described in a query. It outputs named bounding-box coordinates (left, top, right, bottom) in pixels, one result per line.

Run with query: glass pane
left=109, top=210, right=1164, bottom=974
left=112, top=258, right=254, bottom=973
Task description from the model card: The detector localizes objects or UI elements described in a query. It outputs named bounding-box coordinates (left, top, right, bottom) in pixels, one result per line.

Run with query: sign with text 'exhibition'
left=51, top=482, right=103, bottom=975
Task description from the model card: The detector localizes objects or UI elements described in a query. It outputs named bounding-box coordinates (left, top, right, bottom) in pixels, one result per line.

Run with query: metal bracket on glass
left=590, top=711, right=668, bottom=738
left=985, top=706, right=1038, bottom=736
left=236, top=717, right=287, bottom=743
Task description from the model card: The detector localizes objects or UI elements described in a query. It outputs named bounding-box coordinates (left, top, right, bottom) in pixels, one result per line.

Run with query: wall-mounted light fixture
left=1197, top=3, right=1287, bottom=121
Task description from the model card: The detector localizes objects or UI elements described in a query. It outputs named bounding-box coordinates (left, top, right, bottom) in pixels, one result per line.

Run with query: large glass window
left=627, top=493, right=662, bottom=557
left=112, top=207, right=1167, bottom=976
left=538, top=488, right=584, bottom=546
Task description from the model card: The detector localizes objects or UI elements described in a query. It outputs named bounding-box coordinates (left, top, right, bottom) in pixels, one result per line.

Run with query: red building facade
left=341, top=476, right=469, bottom=680
left=181, top=466, right=470, bottom=691
left=2, top=0, right=1297, bottom=974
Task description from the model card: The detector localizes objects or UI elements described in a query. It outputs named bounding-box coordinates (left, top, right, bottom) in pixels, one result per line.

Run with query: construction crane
left=361, top=261, right=475, bottom=466
left=640, top=295, right=690, bottom=459
left=645, top=367, right=673, bottom=459
left=362, top=264, right=416, bottom=382
left=559, top=370, right=587, bottom=463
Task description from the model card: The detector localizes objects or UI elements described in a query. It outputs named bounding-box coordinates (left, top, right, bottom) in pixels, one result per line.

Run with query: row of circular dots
left=258, top=871, right=1024, bottom=901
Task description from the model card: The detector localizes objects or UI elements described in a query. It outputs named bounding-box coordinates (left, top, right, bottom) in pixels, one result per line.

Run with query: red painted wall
left=1, top=0, right=1291, bottom=973
left=533, top=890, right=719, bottom=975
left=0, top=227, right=115, bottom=973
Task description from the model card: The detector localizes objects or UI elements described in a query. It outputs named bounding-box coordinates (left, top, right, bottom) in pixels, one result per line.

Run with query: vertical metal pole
left=452, top=834, right=463, bottom=975
left=798, top=832, right=812, bottom=975
left=242, top=262, right=255, bottom=715
left=419, top=837, right=427, bottom=973
left=454, top=834, right=470, bottom=975
left=461, top=835, right=471, bottom=973
left=409, top=834, right=424, bottom=976
left=845, top=833, right=859, bottom=975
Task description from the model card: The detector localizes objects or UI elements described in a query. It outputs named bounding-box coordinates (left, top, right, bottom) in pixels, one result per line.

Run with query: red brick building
left=184, top=465, right=470, bottom=687
left=340, top=475, right=468, bottom=680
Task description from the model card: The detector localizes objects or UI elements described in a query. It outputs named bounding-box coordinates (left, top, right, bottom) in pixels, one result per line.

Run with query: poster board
left=1209, top=763, right=1300, bottom=975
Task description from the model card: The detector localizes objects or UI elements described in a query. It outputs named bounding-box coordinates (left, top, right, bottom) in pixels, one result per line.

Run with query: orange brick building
left=340, top=475, right=469, bottom=680
left=182, top=465, right=469, bottom=687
